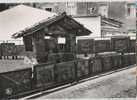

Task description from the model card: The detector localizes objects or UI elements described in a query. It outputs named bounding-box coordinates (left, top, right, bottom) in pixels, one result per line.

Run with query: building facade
left=31, top=2, right=135, bottom=37
left=26, top=2, right=108, bottom=17
left=108, top=1, right=136, bottom=37
left=0, top=1, right=136, bottom=38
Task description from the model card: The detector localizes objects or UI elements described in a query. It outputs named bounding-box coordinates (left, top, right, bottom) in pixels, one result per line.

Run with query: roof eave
left=12, top=12, right=92, bottom=38
left=12, top=13, right=67, bottom=38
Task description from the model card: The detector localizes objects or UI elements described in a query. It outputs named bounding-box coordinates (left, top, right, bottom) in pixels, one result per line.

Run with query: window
left=127, top=6, right=131, bottom=16
left=45, top=8, right=52, bottom=12
left=98, top=6, right=108, bottom=17
left=89, top=7, right=96, bottom=14
left=23, top=36, right=33, bottom=51
left=127, top=4, right=136, bottom=17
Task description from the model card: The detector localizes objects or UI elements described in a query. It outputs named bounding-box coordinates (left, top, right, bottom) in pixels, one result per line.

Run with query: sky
left=0, top=5, right=56, bottom=42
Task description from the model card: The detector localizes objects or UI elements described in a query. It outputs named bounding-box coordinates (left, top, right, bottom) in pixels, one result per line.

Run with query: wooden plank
left=23, top=35, right=33, bottom=52
left=94, top=40, right=111, bottom=53
left=77, top=59, right=89, bottom=78
left=33, top=30, right=47, bottom=63
left=45, top=39, right=57, bottom=52
left=63, top=53, right=75, bottom=62
left=129, top=53, right=136, bottom=65
left=111, top=53, right=122, bottom=69
left=121, top=53, right=130, bottom=67
left=111, top=36, right=130, bottom=52
left=1, top=43, right=16, bottom=56
left=97, top=52, right=117, bottom=72
left=77, top=39, right=94, bottom=54
left=0, top=68, right=32, bottom=98
left=34, top=64, right=55, bottom=88
left=102, top=56, right=112, bottom=72
left=129, top=40, right=136, bottom=53
left=63, top=17, right=81, bottom=30
left=48, top=24, right=67, bottom=37
left=0, top=45, right=2, bottom=59
left=55, top=61, right=76, bottom=83
left=15, top=45, right=26, bottom=56
left=92, top=57, right=102, bottom=74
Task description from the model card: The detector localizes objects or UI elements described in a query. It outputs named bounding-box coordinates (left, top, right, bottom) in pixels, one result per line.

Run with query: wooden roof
left=101, top=17, right=123, bottom=28
left=9, top=6, right=91, bottom=38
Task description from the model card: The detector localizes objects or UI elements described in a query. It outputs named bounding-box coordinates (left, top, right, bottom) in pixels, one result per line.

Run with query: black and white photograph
left=0, top=0, right=136, bottom=99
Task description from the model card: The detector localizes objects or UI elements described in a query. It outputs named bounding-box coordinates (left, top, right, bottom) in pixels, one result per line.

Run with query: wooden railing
left=0, top=52, right=136, bottom=99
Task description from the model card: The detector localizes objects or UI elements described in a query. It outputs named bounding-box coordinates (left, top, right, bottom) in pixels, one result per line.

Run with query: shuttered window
left=23, top=35, right=33, bottom=51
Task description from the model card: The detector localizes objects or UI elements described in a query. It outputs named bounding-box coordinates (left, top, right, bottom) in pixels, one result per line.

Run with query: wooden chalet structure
left=10, top=5, right=91, bottom=63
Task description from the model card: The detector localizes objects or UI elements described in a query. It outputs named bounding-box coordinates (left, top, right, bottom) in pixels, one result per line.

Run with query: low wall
left=111, top=36, right=130, bottom=52
left=0, top=68, right=32, bottom=99
left=77, top=37, right=135, bottom=54
left=0, top=52, right=136, bottom=99
left=0, top=37, right=136, bottom=60
left=94, top=40, right=111, bottom=53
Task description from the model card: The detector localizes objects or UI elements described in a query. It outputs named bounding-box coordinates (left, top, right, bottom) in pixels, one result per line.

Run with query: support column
left=32, top=29, right=47, bottom=63
left=65, top=33, right=76, bottom=58
left=0, top=45, right=1, bottom=59
left=70, top=34, right=76, bottom=58
left=65, top=34, right=71, bottom=52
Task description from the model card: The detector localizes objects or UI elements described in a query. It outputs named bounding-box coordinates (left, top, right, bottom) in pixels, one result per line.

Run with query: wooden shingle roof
left=0, top=5, right=91, bottom=38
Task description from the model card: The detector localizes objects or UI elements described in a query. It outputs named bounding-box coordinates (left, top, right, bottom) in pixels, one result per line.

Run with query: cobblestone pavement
left=33, top=66, right=136, bottom=99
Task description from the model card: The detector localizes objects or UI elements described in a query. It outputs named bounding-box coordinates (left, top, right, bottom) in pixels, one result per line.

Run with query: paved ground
left=32, top=66, right=136, bottom=99
left=0, top=60, right=31, bottom=73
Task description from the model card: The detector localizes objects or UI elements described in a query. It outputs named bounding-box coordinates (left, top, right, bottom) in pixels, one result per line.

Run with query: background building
left=31, top=2, right=136, bottom=37
left=108, top=1, right=136, bottom=38
left=0, top=1, right=136, bottom=39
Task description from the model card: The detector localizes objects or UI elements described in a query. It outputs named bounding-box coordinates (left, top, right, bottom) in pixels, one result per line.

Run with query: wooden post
left=65, top=34, right=71, bottom=52
left=0, top=46, right=1, bottom=59
left=32, top=29, right=47, bottom=63
left=70, top=34, right=76, bottom=59
left=65, top=33, right=76, bottom=55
